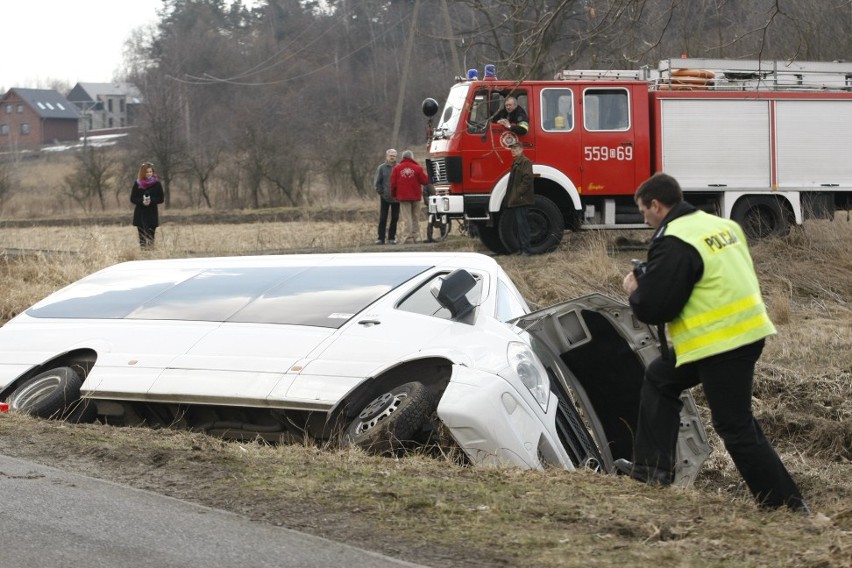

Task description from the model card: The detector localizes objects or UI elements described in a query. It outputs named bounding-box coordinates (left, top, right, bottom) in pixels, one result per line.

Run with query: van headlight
left=506, top=342, right=550, bottom=411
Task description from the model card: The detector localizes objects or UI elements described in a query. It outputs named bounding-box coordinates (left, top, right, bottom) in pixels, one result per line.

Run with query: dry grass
left=1, top=208, right=851, bottom=567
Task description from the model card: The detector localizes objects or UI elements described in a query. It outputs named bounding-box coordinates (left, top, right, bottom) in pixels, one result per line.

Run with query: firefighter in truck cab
left=491, top=95, right=529, bottom=136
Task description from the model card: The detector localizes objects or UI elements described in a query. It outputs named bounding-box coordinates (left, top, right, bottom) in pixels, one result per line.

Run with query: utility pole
left=391, top=0, right=420, bottom=150
left=440, top=0, right=460, bottom=75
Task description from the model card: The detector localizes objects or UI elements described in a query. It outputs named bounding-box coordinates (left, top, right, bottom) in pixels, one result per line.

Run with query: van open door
left=512, top=293, right=710, bottom=487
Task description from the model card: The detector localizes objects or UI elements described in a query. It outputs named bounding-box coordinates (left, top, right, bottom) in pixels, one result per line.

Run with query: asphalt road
left=0, top=454, right=428, bottom=568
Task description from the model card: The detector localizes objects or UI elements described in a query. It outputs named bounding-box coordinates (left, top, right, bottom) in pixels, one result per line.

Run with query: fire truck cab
left=424, top=58, right=852, bottom=255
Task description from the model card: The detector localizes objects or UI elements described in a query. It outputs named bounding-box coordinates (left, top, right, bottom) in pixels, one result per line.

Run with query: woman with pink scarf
left=130, top=162, right=165, bottom=248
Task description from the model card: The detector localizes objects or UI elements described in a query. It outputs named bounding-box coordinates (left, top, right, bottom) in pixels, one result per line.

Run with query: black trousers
left=633, top=339, right=806, bottom=510
left=377, top=198, right=400, bottom=242
left=511, top=205, right=531, bottom=254
left=137, top=226, right=156, bottom=248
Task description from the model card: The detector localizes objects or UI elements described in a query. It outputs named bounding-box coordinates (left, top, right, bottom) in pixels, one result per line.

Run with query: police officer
left=618, top=173, right=809, bottom=513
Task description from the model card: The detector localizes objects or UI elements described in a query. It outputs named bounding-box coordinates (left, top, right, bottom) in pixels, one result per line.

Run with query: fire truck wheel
left=731, top=196, right=792, bottom=240
left=498, top=195, right=564, bottom=254
left=476, top=222, right=510, bottom=255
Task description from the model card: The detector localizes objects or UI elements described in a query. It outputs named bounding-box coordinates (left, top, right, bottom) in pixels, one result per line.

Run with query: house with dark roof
left=0, top=88, right=80, bottom=147
left=67, top=82, right=141, bottom=133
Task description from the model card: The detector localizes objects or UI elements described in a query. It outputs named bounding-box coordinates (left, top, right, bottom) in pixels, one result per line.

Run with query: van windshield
left=434, top=84, right=469, bottom=138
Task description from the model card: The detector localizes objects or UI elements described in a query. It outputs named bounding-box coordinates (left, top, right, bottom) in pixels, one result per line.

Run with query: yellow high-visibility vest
left=664, top=211, right=776, bottom=366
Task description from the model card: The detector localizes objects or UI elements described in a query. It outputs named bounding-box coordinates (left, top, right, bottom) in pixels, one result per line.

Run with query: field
left=1, top=206, right=850, bottom=567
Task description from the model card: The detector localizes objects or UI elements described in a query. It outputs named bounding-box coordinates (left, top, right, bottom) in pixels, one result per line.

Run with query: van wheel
left=7, top=367, right=96, bottom=422
left=498, top=195, right=564, bottom=254
left=731, top=196, right=792, bottom=240
left=343, top=381, right=436, bottom=455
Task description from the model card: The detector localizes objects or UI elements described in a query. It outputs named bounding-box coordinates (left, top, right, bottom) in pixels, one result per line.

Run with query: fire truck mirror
left=422, top=98, right=439, bottom=117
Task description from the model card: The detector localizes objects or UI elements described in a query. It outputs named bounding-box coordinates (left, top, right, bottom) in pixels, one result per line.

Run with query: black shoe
left=787, top=498, right=812, bottom=515
left=613, top=458, right=673, bottom=486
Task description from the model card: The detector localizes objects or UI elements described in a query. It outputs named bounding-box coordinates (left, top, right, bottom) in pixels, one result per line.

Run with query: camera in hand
left=631, top=258, right=648, bottom=277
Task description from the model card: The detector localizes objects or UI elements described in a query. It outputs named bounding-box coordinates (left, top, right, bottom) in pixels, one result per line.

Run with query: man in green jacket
left=505, top=141, right=534, bottom=255
left=618, top=173, right=808, bottom=513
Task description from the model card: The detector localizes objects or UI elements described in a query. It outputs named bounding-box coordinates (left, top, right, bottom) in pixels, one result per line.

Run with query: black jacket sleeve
left=628, top=235, right=703, bottom=325
left=130, top=182, right=143, bottom=205
left=149, top=182, right=165, bottom=205
left=510, top=107, right=529, bottom=135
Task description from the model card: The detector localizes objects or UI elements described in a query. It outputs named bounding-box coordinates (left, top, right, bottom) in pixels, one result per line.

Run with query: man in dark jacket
left=505, top=141, right=534, bottom=255
left=374, top=148, right=399, bottom=244
left=618, top=172, right=808, bottom=513
left=492, top=96, right=529, bottom=136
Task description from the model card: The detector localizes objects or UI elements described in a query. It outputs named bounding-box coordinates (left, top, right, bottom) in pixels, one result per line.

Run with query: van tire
left=7, top=367, right=95, bottom=422
left=343, top=381, right=436, bottom=455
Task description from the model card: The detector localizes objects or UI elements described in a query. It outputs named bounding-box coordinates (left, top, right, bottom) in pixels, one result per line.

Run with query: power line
left=170, top=15, right=409, bottom=87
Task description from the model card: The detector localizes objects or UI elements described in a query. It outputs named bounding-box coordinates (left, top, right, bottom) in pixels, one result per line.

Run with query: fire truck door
left=579, top=87, right=636, bottom=195
left=465, top=88, right=534, bottom=186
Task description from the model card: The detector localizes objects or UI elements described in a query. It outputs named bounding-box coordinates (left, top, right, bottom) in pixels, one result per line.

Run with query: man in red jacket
left=390, top=150, right=429, bottom=244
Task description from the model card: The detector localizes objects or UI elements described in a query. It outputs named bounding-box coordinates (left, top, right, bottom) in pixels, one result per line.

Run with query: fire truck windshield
left=434, top=84, right=469, bottom=138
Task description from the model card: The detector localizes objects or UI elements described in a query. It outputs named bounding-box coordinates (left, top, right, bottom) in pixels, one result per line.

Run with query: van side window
left=541, top=88, right=574, bottom=131
left=398, top=272, right=483, bottom=320
left=583, top=88, right=630, bottom=131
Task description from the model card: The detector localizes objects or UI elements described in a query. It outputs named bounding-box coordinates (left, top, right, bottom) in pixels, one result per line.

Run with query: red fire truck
left=423, top=58, right=852, bottom=254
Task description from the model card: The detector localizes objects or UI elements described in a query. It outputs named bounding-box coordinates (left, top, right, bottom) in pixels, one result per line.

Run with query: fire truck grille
left=429, top=158, right=448, bottom=184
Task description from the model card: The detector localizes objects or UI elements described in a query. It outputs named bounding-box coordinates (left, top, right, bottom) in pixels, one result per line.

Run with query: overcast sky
left=1, top=0, right=162, bottom=89
left=2, top=0, right=257, bottom=90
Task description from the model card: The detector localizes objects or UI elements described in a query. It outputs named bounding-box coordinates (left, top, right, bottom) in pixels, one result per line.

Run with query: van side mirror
left=430, top=269, right=476, bottom=319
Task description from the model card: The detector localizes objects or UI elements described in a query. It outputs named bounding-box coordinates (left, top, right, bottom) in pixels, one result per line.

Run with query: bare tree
left=63, top=145, right=118, bottom=212
left=187, top=146, right=222, bottom=208
left=316, top=117, right=386, bottom=199
left=132, top=70, right=187, bottom=208
left=602, top=0, right=852, bottom=67
left=0, top=160, right=15, bottom=213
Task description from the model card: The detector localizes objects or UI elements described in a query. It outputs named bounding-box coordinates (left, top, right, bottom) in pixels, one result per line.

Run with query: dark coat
left=505, top=154, right=534, bottom=208
left=628, top=201, right=704, bottom=325
left=130, top=179, right=165, bottom=229
left=374, top=161, right=397, bottom=203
